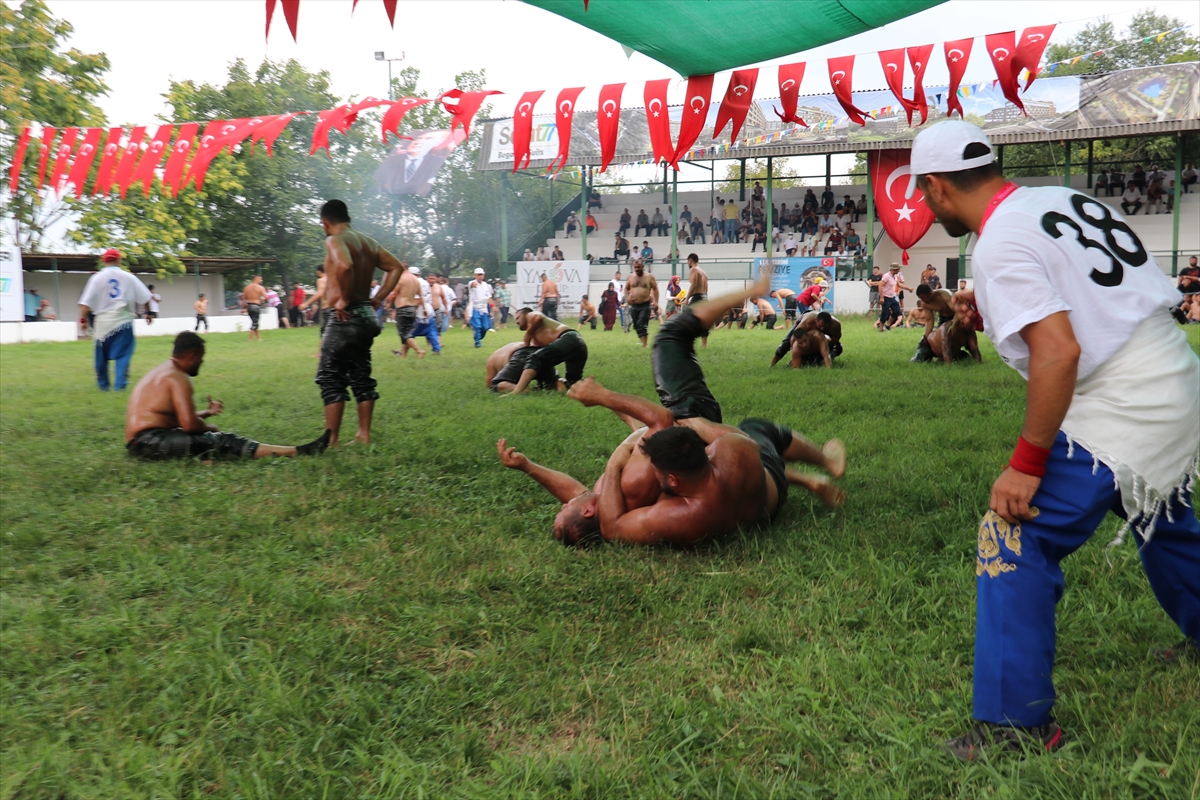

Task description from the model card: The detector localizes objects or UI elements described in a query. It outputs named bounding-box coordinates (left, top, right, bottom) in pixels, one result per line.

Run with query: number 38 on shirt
left=1040, top=194, right=1147, bottom=288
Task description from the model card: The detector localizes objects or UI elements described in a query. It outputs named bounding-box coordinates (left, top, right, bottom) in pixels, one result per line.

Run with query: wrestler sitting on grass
left=125, top=332, right=329, bottom=461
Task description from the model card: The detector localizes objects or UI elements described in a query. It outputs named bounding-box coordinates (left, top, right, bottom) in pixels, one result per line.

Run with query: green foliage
left=0, top=0, right=110, bottom=250
left=717, top=159, right=804, bottom=196
left=1041, top=10, right=1198, bottom=77
left=2, top=320, right=1198, bottom=798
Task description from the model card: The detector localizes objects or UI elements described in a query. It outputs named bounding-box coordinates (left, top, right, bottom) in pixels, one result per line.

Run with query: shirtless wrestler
left=624, top=259, right=659, bottom=347
left=685, top=254, right=710, bottom=347
left=390, top=266, right=425, bottom=359
left=241, top=275, right=267, bottom=341
left=910, top=283, right=958, bottom=363
left=507, top=307, right=589, bottom=393
left=539, top=272, right=561, bottom=320
left=316, top=199, right=407, bottom=446
left=126, top=332, right=329, bottom=460
left=769, top=311, right=843, bottom=369
left=485, top=341, right=564, bottom=393
left=925, top=317, right=983, bottom=364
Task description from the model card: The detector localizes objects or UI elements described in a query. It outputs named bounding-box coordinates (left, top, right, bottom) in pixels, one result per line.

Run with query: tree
left=716, top=159, right=804, bottom=196
left=1, top=0, right=110, bottom=250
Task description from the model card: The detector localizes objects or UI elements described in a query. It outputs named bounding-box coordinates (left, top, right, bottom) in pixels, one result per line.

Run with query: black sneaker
left=296, top=429, right=331, bottom=457
left=1150, top=638, right=1200, bottom=665
left=942, top=721, right=1063, bottom=761
left=1170, top=305, right=1189, bottom=325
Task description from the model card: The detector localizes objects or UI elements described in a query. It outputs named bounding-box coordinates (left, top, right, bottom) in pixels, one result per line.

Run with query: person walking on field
left=314, top=199, right=406, bottom=447
left=906, top=121, right=1200, bottom=761
left=685, top=254, right=710, bottom=348
left=241, top=275, right=267, bottom=341
left=468, top=268, right=494, bottom=347
left=194, top=294, right=209, bottom=332
left=78, top=248, right=152, bottom=391
left=390, top=263, right=425, bottom=359
left=539, top=272, right=560, bottom=321
left=624, top=258, right=659, bottom=348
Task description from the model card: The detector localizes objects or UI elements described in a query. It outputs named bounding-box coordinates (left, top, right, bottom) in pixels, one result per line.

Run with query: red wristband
left=1009, top=435, right=1051, bottom=477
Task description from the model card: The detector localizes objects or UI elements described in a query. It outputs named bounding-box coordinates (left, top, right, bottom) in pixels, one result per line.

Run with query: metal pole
left=500, top=174, right=508, bottom=264
left=766, top=156, right=774, bottom=256
left=739, top=159, right=746, bottom=201
left=1172, top=132, right=1183, bottom=275
left=824, top=153, right=831, bottom=190
left=671, top=167, right=679, bottom=273
left=865, top=153, right=874, bottom=268
left=1086, top=140, right=1094, bottom=189
left=959, top=233, right=968, bottom=279
left=194, top=260, right=200, bottom=296
left=580, top=166, right=588, bottom=267
left=997, top=145, right=1005, bottom=175
left=1063, top=141, right=1071, bottom=188
left=387, top=61, right=393, bottom=101
left=662, top=162, right=668, bottom=205
left=52, top=257, right=60, bottom=314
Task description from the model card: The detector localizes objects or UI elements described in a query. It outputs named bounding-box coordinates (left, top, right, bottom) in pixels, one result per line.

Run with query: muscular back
left=125, top=361, right=195, bottom=441
left=542, top=279, right=560, bottom=299
left=394, top=271, right=421, bottom=307
left=524, top=312, right=570, bottom=347
left=325, top=229, right=383, bottom=311
left=688, top=267, right=709, bottom=296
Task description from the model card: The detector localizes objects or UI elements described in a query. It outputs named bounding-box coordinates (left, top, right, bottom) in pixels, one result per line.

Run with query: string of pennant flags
left=1041, top=25, right=1191, bottom=74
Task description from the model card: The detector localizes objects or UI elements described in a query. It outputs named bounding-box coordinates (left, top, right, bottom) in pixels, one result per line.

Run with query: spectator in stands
left=833, top=207, right=850, bottom=232
left=652, top=207, right=666, bottom=236
left=1130, top=164, right=1146, bottom=192
left=523, top=249, right=534, bottom=261
left=820, top=185, right=835, bottom=213
left=751, top=221, right=767, bottom=252
left=751, top=181, right=765, bottom=207
left=1120, top=183, right=1143, bottom=216
left=641, top=242, right=654, bottom=264
left=586, top=212, right=598, bottom=234
left=1108, top=170, right=1125, bottom=197
left=857, top=194, right=867, bottom=222
left=630, top=243, right=641, bottom=263
left=552, top=246, right=564, bottom=261
left=588, top=189, right=603, bottom=210
left=536, top=247, right=550, bottom=261
left=818, top=210, right=834, bottom=237
left=844, top=227, right=861, bottom=255
left=565, top=211, right=578, bottom=238
left=784, top=232, right=799, bottom=256
left=711, top=205, right=724, bottom=243
left=635, top=209, right=651, bottom=237
left=614, top=233, right=630, bottom=263
left=723, top=197, right=739, bottom=242
left=690, top=216, right=706, bottom=245
left=824, top=228, right=843, bottom=255
left=802, top=188, right=817, bottom=211
left=1182, top=163, right=1196, bottom=193
left=841, top=194, right=853, bottom=215
left=1094, top=170, right=1108, bottom=196
left=680, top=205, right=693, bottom=224
left=1178, top=256, right=1199, bottom=295
left=1148, top=164, right=1165, bottom=186
left=1167, top=180, right=1177, bottom=213
left=619, top=208, right=632, bottom=237
left=798, top=208, right=817, bottom=242
left=1146, top=179, right=1165, bottom=214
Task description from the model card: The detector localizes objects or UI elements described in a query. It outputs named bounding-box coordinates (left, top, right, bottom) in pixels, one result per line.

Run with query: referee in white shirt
left=908, top=120, right=1200, bottom=760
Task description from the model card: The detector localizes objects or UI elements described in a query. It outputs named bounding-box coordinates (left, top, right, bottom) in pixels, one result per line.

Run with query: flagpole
left=865, top=153, right=874, bottom=272
left=766, top=156, right=774, bottom=263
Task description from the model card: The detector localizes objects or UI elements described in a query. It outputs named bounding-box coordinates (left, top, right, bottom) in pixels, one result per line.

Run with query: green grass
left=2, top=318, right=1199, bottom=800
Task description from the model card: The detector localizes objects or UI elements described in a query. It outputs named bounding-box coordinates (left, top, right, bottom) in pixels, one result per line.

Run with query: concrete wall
left=1, top=308, right=278, bottom=345
left=22, top=271, right=228, bottom=319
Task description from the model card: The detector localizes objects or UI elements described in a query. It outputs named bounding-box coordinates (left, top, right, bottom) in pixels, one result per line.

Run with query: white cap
left=905, top=120, right=995, bottom=199
left=409, top=266, right=421, bottom=275
left=474, top=267, right=485, bottom=274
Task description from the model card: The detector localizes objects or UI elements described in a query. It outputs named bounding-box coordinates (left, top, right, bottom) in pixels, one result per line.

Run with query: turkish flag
left=597, top=83, right=624, bottom=173
left=712, top=68, right=758, bottom=144
left=1014, top=24, right=1055, bottom=90
left=266, top=0, right=300, bottom=41
left=184, top=119, right=235, bottom=191
left=511, top=90, right=545, bottom=172
left=443, top=89, right=502, bottom=140
left=127, top=125, right=173, bottom=197
left=774, top=62, right=806, bottom=126
left=311, top=106, right=354, bottom=156
left=36, top=127, right=57, bottom=192
left=644, top=78, right=672, bottom=166
left=113, top=126, right=147, bottom=198
left=65, top=127, right=103, bottom=198
left=381, top=97, right=432, bottom=143
left=383, top=0, right=397, bottom=26
left=906, top=44, right=934, bottom=126
left=944, top=37, right=973, bottom=118
left=161, top=122, right=200, bottom=197
left=827, top=56, right=870, bottom=126
left=8, top=127, right=31, bottom=195
left=49, top=127, right=78, bottom=195
left=986, top=31, right=1023, bottom=112
left=878, top=49, right=913, bottom=120
left=345, top=96, right=392, bottom=125
left=549, top=87, right=584, bottom=173
left=869, top=149, right=935, bottom=265
left=671, top=73, right=713, bottom=167
left=251, top=112, right=306, bottom=156
left=91, top=128, right=124, bottom=196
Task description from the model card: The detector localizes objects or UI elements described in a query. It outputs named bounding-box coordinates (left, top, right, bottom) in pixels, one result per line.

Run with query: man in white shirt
left=535, top=247, right=550, bottom=261
left=784, top=234, right=798, bottom=256
left=78, top=248, right=152, bottom=391
left=908, top=120, right=1200, bottom=760
left=467, top=267, right=494, bottom=348
left=437, top=277, right=456, bottom=333
left=146, top=285, right=161, bottom=324
left=1120, top=184, right=1143, bottom=216
left=523, top=249, right=534, bottom=261
left=409, top=266, right=441, bottom=354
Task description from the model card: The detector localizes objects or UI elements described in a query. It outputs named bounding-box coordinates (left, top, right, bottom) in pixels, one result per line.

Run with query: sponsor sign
left=0, top=244, right=26, bottom=322
left=754, top=256, right=835, bottom=312
left=515, top=260, right=589, bottom=317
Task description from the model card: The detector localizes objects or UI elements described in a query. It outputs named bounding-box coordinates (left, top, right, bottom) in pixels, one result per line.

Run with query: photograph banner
left=515, top=260, right=589, bottom=317
left=755, top=256, right=835, bottom=313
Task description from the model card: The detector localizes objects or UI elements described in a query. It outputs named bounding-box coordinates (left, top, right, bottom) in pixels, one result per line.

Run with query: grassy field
left=2, top=316, right=1199, bottom=800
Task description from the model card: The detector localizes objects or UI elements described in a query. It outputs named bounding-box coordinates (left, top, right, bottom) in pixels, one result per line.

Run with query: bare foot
left=566, top=376, right=605, bottom=406
left=348, top=432, right=370, bottom=446
left=417, top=350, right=425, bottom=360
left=823, top=439, right=846, bottom=479
left=810, top=476, right=847, bottom=507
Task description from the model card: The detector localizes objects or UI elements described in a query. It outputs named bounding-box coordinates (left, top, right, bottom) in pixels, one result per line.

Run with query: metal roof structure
left=20, top=254, right=275, bottom=274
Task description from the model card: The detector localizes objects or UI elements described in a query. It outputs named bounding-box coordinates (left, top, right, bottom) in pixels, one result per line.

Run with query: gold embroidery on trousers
left=976, top=510, right=1023, bottom=578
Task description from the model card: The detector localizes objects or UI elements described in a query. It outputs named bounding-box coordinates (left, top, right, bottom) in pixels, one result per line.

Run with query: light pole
left=374, top=51, right=405, bottom=101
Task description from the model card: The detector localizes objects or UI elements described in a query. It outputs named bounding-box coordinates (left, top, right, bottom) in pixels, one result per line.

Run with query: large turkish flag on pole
left=644, top=79, right=672, bottom=166
left=869, top=149, right=935, bottom=265
left=671, top=73, right=714, bottom=167
left=944, top=38, right=974, bottom=118
left=549, top=86, right=584, bottom=174
left=511, top=90, right=544, bottom=172
left=774, top=62, right=806, bottom=126
left=596, top=83, right=624, bottom=173
left=712, top=68, right=758, bottom=144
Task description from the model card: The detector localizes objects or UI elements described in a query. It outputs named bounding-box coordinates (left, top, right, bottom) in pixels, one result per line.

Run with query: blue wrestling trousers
left=974, top=432, right=1200, bottom=728
left=95, top=324, right=136, bottom=391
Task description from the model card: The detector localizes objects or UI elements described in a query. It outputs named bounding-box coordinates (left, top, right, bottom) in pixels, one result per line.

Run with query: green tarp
left=524, top=0, right=946, bottom=76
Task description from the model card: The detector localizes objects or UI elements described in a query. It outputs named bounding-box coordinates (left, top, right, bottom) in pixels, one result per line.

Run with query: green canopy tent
left=523, top=0, right=947, bottom=76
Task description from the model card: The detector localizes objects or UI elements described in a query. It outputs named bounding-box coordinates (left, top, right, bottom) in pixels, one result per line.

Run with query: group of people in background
left=1101, top=162, right=1194, bottom=216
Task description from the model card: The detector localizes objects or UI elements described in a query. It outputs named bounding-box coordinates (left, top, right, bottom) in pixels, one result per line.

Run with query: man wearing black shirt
left=635, top=209, right=651, bottom=238
left=614, top=234, right=630, bottom=263
left=690, top=216, right=706, bottom=244
left=619, top=208, right=632, bottom=237
left=820, top=186, right=835, bottom=213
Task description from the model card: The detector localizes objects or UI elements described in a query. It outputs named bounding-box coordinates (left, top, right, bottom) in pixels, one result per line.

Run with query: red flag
left=113, top=127, right=147, bottom=198
left=184, top=120, right=229, bottom=191
left=597, top=83, right=624, bottom=173
left=712, top=68, right=758, bottom=144
left=548, top=87, right=584, bottom=174
left=311, top=106, right=354, bottom=156
left=878, top=49, right=913, bottom=120
left=383, top=0, right=397, bottom=26
left=345, top=96, right=392, bottom=125
left=128, top=125, right=173, bottom=197
left=944, top=38, right=973, bottom=118
left=49, top=127, right=78, bottom=195
left=511, top=90, right=544, bottom=172
left=774, top=62, right=806, bottom=126
left=1014, top=24, right=1055, bottom=89
left=251, top=112, right=305, bottom=156
left=161, top=122, right=199, bottom=197
left=266, top=0, right=275, bottom=38
left=827, top=56, right=870, bottom=125
left=8, top=127, right=31, bottom=195
left=381, top=97, right=432, bottom=143
left=643, top=78, right=672, bottom=165
left=986, top=31, right=1023, bottom=112
left=443, top=89, right=502, bottom=140
left=35, top=127, right=57, bottom=191
left=282, top=0, right=300, bottom=40
left=65, top=127, right=103, bottom=198
left=906, top=43, right=934, bottom=126
left=672, top=73, right=714, bottom=167
left=869, top=149, right=935, bottom=265
left=91, top=128, right=124, bottom=196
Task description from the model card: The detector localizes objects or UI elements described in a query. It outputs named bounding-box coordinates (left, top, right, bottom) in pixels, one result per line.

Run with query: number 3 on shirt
left=108, top=278, right=122, bottom=299
left=1040, top=194, right=1147, bottom=287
